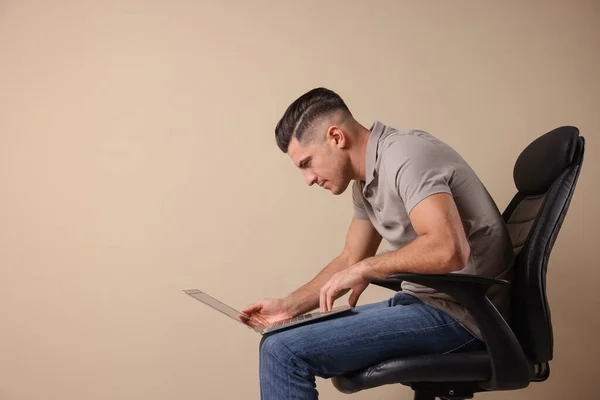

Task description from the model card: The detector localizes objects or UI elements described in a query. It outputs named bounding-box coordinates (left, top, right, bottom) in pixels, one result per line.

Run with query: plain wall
left=1, top=1, right=598, bottom=399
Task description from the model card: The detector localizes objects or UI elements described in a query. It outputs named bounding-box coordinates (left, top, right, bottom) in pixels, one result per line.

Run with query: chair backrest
left=502, top=126, right=585, bottom=364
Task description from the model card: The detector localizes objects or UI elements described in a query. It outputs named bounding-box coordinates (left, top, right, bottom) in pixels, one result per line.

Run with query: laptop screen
left=183, top=289, right=265, bottom=330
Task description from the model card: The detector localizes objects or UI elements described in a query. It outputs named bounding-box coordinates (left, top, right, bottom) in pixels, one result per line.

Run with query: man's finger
left=252, top=315, right=269, bottom=326
left=241, top=302, right=262, bottom=314
left=319, top=287, right=327, bottom=313
left=326, top=287, right=337, bottom=312
left=319, top=282, right=330, bottom=313
left=348, top=283, right=368, bottom=308
left=320, top=274, right=338, bottom=312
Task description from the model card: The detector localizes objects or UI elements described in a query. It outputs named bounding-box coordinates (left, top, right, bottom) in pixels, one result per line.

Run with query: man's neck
left=351, top=125, right=372, bottom=182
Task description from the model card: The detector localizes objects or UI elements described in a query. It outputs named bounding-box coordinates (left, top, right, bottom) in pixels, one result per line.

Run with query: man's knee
left=260, top=332, right=307, bottom=365
left=260, top=333, right=282, bottom=360
left=260, top=332, right=317, bottom=379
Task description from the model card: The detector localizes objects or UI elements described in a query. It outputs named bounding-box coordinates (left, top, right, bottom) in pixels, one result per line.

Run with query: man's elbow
left=441, top=242, right=470, bottom=273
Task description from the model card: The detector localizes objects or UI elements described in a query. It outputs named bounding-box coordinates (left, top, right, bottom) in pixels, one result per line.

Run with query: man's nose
left=303, top=171, right=318, bottom=186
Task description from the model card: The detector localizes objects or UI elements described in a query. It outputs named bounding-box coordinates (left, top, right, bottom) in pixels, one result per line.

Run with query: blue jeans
left=259, top=292, right=484, bottom=399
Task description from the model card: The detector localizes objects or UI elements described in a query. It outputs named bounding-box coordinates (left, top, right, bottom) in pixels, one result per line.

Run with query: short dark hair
left=274, top=87, right=352, bottom=153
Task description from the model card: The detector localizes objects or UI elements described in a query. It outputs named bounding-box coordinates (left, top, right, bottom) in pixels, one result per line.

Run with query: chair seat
left=332, top=351, right=491, bottom=394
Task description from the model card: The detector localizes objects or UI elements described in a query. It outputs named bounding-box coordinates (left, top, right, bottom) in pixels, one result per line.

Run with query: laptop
left=183, top=289, right=352, bottom=334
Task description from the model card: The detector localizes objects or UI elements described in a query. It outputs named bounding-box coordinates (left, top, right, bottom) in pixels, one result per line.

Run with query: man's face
left=287, top=136, right=351, bottom=195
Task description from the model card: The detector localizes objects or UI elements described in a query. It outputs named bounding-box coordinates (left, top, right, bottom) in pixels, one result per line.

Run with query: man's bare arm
left=283, top=218, right=382, bottom=316
left=361, top=193, right=470, bottom=280
left=318, top=193, right=471, bottom=311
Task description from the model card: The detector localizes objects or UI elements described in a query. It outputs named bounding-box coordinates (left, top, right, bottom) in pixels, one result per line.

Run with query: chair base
left=414, top=391, right=436, bottom=400
left=412, top=382, right=480, bottom=399
left=414, top=391, right=473, bottom=400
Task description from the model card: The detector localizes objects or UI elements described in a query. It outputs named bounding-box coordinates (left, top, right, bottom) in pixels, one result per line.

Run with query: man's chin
left=329, top=184, right=347, bottom=195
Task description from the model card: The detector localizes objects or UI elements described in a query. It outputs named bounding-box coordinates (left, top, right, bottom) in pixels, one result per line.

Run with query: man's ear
left=327, top=126, right=347, bottom=149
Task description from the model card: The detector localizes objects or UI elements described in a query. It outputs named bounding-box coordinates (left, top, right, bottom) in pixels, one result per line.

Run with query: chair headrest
left=514, top=126, right=579, bottom=195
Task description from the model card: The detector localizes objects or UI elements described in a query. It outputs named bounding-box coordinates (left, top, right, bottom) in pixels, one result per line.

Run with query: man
left=242, top=88, right=514, bottom=399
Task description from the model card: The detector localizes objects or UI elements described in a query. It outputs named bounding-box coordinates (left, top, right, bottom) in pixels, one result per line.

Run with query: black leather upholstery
left=331, top=127, right=585, bottom=399
left=504, top=131, right=585, bottom=363
left=513, top=126, right=579, bottom=195
left=333, top=352, right=490, bottom=394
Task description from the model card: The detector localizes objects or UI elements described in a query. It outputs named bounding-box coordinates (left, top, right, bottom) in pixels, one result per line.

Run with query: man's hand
left=241, top=298, right=294, bottom=326
left=319, top=262, right=370, bottom=312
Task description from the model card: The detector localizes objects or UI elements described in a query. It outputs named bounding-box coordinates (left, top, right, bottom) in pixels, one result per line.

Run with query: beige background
left=1, top=1, right=598, bottom=399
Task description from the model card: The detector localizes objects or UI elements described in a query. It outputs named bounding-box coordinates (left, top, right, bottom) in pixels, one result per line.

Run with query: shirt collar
left=364, top=120, right=386, bottom=187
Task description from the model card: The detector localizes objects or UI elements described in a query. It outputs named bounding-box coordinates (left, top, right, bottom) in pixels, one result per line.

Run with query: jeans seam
left=315, top=320, right=459, bottom=354
left=368, top=320, right=458, bottom=340
left=443, top=337, right=476, bottom=355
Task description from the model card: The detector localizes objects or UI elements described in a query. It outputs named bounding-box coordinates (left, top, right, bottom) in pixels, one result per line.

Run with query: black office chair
left=331, top=126, right=585, bottom=400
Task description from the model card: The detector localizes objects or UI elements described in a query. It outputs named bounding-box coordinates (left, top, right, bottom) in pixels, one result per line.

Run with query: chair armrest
left=371, top=273, right=507, bottom=292
left=372, top=273, right=533, bottom=391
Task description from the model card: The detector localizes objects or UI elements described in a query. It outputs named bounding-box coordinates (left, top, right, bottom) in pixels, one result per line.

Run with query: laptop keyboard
left=271, top=313, right=313, bottom=327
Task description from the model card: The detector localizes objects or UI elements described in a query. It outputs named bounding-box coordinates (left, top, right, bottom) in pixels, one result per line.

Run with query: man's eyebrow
left=298, top=156, right=311, bottom=168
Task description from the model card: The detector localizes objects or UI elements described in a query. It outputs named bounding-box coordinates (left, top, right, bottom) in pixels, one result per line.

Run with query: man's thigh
left=259, top=293, right=480, bottom=378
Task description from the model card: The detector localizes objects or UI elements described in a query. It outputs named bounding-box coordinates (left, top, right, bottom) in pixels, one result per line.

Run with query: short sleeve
left=351, top=180, right=370, bottom=220
left=384, top=136, right=454, bottom=214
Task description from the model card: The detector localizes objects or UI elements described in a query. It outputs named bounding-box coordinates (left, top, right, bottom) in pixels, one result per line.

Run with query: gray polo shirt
left=353, top=121, right=514, bottom=341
